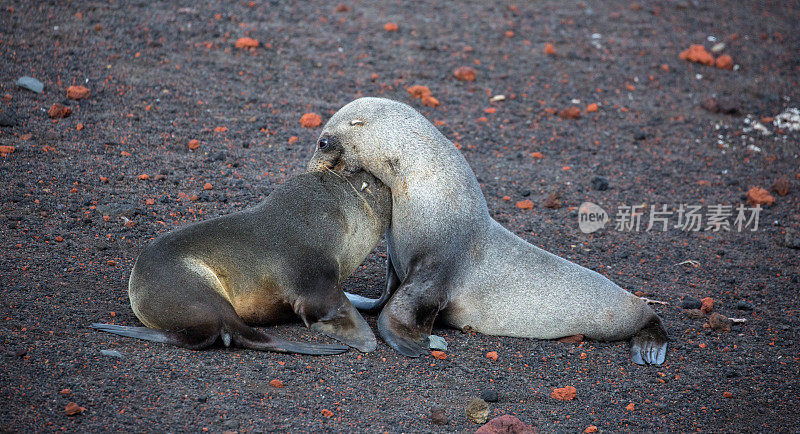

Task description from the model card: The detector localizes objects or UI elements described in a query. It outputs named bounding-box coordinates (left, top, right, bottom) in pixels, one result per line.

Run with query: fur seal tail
left=629, top=316, right=668, bottom=365
left=90, top=319, right=348, bottom=356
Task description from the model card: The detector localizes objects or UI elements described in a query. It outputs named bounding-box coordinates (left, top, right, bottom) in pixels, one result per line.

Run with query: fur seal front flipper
left=375, top=261, right=446, bottom=357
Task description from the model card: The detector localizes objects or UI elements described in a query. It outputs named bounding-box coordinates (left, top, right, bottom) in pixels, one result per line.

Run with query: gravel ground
left=1, top=0, right=799, bottom=432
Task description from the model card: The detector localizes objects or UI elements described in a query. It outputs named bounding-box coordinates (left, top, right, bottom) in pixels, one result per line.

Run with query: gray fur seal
left=92, top=170, right=391, bottom=355
left=307, top=97, right=668, bottom=365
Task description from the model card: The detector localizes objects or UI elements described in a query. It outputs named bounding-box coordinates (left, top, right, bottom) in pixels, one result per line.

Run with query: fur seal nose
left=318, top=137, right=329, bottom=150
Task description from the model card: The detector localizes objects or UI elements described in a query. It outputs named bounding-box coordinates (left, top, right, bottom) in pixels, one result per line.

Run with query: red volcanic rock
left=49, top=103, right=72, bottom=119
left=66, top=85, right=90, bottom=100
left=551, top=386, right=576, bottom=401
left=300, top=113, right=322, bottom=128
left=679, top=44, right=715, bottom=66
left=454, top=66, right=477, bottom=82
left=475, top=415, right=537, bottom=434
left=715, top=54, right=734, bottom=70
left=746, top=187, right=774, bottom=206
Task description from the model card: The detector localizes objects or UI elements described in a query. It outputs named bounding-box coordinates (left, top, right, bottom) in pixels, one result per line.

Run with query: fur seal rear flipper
left=307, top=98, right=668, bottom=365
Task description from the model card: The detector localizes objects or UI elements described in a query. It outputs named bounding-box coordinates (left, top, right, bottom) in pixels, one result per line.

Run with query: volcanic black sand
left=1, top=0, right=798, bottom=432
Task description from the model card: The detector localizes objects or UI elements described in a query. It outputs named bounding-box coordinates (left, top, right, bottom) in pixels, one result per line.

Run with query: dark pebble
left=700, top=97, right=719, bottom=113
left=480, top=389, right=499, bottom=402
left=430, top=407, right=449, bottom=425
left=15, top=348, right=28, bottom=357
left=591, top=175, right=609, bottom=191
left=521, top=190, right=531, bottom=197
left=718, top=98, right=740, bottom=115
left=784, top=229, right=800, bottom=249
left=681, top=296, right=702, bottom=310
left=736, top=300, right=754, bottom=311
left=196, top=396, right=207, bottom=403
left=0, top=108, right=19, bottom=127
left=634, top=130, right=647, bottom=140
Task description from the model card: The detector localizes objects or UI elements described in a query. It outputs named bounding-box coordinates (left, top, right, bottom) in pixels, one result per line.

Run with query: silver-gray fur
left=307, top=97, right=667, bottom=365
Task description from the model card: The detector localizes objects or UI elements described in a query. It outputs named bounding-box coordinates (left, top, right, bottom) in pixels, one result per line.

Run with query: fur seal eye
left=349, top=119, right=365, bottom=126
left=317, top=138, right=329, bottom=150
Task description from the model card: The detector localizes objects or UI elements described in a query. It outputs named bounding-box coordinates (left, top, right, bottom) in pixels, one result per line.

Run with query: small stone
left=0, top=108, right=19, bottom=127
left=269, top=379, right=283, bottom=388
left=334, top=3, right=350, bottom=12
left=591, top=176, right=609, bottom=191
left=59, top=388, right=71, bottom=396
left=544, top=42, right=556, bottom=55
left=516, top=200, right=534, bottom=210
left=383, top=22, right=398, bottom=32
left=66, top=85, right=91, bottom=100
left=235, top=37, right=259, bottom=49
left=558, top=106, right=581, bottom=119
left=430, top=350, right=447, bottom=360
left=544, top=191, right=562, bottom=209
left=476, top=415, right=536, bottom=434
left=783, top=229, right=800, bottom=249
left=585, top=426, right=598, bottom=433
left=711, top=42, right=726, bottom=53
left=479, top=389, right=499, bottom=403
left=428, top=335, right=448, bottom=350
left=465, top=398, right=489, bottom=424
left=700, top=97, right=720, bottom=113
left=717, top=98, right=740, bottom=115
left=708, top=313, right=732, bottom=332
left=771, top=177, right=789, bottom=196
left=421, top=95, right=440, bottom=107
left=700, top=297, right=714, bottom=314
left=188, top=139, right=200, bottom=150
left=679, top=44, right=714, bottom=66
left=681, top=296, right=702, bottom=310
left=551, top=386, right=577, bottom=401
left=626, top=402, right=635, bottom=411
left=746, top=187, right=774, bottom=206
left=430, top=406, right=449, bottom=425
left=736, top=300, right=754, bottom=311
left=65, top=402, right=86, bottom=416
left=530, top=152, right=544, bottom=159
left=321, top=409, right=334, bottom=418
left=485, top=351, right=498, bottom=361
left=715, top=54, right=734, bottom=70
left=454, top=66, right=477, bottom=82
left=723, top=391, right=733, bottom=398
left=203, top=183, right=213, bottom=190
left=16, top=76, right=44, bottom=94
left=406, top=85, right=432, bottom=99
left=300, top=112, right=322, bottom=128
left=0, top=145, right=16, bottom=155
left=48, top=103, right=72, bottom=119
left=586, top=103, right=599, bottom=113
left=633, top=130, right=648, bottom=140
left=684, top=309, right=704, bottom=319
left=100, top=349, right=122, bottom=358
left=557, top=334, right=584, bottom=344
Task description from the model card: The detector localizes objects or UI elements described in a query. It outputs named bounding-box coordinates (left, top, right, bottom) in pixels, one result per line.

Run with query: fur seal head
left=307, top=97, right=455, bottom=187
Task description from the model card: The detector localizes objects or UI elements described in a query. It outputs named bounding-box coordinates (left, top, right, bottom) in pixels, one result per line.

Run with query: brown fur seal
left=92, top=170, right=391, bottom=355
left=307, top=97, right=668, bottom=365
